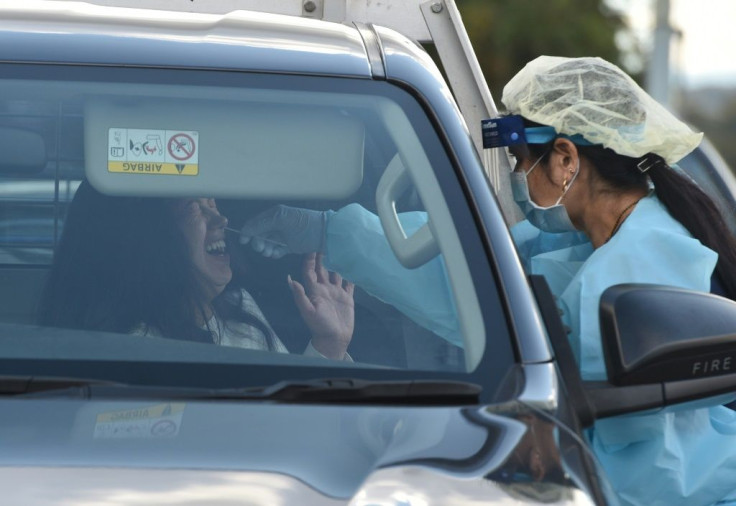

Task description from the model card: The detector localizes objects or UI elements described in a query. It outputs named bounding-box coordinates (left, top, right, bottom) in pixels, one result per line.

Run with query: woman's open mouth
left=205, top=239, right=227, bottom=256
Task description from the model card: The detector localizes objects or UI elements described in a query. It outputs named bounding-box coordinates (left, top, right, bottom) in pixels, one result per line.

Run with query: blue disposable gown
left=323, top=196, right=736, bottom=506
left=323, top=203, right=460, bottom=347
left=522, top=194, right=736, bottom=506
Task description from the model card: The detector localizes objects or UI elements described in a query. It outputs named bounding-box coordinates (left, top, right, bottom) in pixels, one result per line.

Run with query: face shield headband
left=481, top=114, right=595, bottom=159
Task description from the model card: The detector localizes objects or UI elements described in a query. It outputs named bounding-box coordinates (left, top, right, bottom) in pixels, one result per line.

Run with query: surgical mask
left=510, top=152, right=579, bottom=233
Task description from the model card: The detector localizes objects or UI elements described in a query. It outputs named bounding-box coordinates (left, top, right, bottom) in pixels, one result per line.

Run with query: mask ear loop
left=524, top=147, right=552, bottom=177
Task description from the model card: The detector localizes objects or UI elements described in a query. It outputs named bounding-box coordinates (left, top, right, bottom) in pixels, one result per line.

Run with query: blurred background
left=456, top=0, right=736, bottom=173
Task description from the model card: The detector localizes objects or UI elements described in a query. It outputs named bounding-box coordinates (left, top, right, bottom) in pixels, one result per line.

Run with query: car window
left=0, top=64, right=514, bottom=393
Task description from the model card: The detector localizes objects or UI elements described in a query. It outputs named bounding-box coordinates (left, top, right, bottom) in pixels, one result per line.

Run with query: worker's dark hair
left=38, top=180, right=276, bottom=347
left=525, top=118, right=736, bottom=300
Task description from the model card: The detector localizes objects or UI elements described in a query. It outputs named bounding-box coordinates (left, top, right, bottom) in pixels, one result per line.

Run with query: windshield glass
left=0, top=65, right=513, bottom=393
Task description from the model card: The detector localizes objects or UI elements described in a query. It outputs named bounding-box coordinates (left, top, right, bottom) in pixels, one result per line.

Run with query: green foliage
left=457, top=0, right=632, bottom=105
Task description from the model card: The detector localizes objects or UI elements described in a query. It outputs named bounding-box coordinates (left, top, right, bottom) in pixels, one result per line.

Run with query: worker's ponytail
left=578, top=144, right=736, bottom=300
left=646, top=162, right=736, bottom=299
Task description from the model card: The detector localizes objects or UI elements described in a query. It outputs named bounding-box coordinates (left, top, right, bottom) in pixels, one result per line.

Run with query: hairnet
left=501, top=56, right=702, bottom=164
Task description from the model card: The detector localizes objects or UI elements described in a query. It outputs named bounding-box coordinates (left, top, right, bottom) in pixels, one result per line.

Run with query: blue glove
left=240, top=205, right=330, bottom=259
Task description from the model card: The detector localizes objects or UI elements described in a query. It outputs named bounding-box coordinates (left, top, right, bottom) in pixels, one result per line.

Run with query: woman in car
left=38, top=181, right=354, bottom=361
left=238, top=56, right=736, bottom=505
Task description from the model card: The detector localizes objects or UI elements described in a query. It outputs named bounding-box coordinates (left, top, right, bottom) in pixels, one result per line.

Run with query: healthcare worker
left=241, top=56, right=736, bottom=505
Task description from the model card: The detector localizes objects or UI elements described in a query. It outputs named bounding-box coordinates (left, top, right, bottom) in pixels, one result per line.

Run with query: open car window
left=0, top=64, right=513, bottom=392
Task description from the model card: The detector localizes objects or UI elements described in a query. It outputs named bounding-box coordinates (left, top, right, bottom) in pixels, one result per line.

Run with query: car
left=1, top=1, right=735, bottom=505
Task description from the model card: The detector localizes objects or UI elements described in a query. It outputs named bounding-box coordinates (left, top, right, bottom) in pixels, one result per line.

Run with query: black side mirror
left=600, top=284, right=736, bottom=386
left=531, top=277, right=736, bottom=425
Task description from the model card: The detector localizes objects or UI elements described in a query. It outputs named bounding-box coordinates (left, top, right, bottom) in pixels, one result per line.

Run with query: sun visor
left=84, top=98, right=364, bottom=199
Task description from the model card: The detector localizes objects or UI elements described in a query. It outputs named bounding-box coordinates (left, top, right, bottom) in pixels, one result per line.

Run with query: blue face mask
left=510, top=152, right=579, bottom=233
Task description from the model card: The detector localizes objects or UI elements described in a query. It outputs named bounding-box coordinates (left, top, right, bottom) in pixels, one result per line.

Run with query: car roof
left=0, top=1, right=373, bottom=77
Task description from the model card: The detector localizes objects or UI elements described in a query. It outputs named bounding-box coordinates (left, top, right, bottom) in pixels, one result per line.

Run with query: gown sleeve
left=323, top=203, right=461, bottom=348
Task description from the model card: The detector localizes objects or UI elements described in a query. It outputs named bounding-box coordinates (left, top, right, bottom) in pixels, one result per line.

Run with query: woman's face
left=510, top=147, right=564, bottom=208
left=173, top=198, right=232, bottom=302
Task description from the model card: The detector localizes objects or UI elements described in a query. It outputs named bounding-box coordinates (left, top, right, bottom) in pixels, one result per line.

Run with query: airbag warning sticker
left=94, top=403, right=185, bottom=439
left=108, top=128, right=199, bottom=175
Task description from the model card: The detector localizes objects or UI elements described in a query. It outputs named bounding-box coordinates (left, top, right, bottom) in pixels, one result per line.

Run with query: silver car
left=0, top=2, right=734, bottom=505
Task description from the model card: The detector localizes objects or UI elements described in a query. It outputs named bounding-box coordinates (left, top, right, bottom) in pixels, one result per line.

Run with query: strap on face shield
left=482, top=114, right=596, bottom=154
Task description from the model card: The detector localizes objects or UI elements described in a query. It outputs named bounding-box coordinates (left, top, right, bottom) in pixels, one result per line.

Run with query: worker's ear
left=549, top=138, right=579, bottom=189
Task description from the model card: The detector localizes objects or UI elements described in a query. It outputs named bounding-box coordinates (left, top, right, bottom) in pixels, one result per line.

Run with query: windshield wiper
left=225, top=378, right=482, bottom=405
left=0, top=375, right=125, bottom=396
left=6, top=376, right=481, bottom=405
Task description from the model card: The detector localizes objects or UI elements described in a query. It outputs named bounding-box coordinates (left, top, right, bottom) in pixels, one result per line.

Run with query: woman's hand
left=288, top=253, right=354, bottom=360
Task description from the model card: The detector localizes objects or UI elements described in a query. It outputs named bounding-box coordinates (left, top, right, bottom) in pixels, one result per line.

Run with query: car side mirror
left=577, top=283, right=736, bottom=422
left=600, top=283, right=736, bottom=385
left=529, top=277, right=736, bottom=426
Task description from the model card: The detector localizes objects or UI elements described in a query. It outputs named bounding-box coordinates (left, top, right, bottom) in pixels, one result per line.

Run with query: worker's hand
left=240, top=205, right=330, bottom=259
left=288, top=253, right=354, bottom=360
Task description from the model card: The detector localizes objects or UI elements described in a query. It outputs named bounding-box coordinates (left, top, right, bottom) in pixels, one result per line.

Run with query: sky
left=618, top=0, right=736, bottom=88
left=671, top=0, right=736, bottom=86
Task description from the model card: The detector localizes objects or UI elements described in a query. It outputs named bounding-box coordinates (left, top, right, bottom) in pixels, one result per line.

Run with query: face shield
left=481, top=115, right=582, bottom=233
left=481, top=114, right=594, bottom=167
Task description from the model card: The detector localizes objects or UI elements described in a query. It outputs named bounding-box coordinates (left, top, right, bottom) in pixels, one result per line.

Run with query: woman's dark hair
left=525, top=119, right=736, bottom=300
left=38, top=180, right=276, bottom=347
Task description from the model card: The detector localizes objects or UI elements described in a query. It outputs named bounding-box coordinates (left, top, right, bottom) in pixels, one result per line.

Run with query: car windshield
left=0, top=64, right=513, bottom=395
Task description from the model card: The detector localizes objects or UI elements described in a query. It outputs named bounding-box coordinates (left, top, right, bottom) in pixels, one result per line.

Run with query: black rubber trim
left=527, top=274, right=595, bottom=427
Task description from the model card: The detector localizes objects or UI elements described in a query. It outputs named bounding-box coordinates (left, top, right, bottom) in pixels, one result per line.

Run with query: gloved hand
left=240, top=205, right=331, bottom=259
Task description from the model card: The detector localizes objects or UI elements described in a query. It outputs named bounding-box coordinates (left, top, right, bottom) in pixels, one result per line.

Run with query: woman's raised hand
left=288, top=253, right=354, bottom=360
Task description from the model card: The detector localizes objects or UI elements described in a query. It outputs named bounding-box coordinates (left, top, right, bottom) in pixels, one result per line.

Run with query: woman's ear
left=549, top=138, right=579, bottom=188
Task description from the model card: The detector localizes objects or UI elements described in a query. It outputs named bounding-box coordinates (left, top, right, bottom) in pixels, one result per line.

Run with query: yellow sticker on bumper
left=94, top=403, right=186, bottom=439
